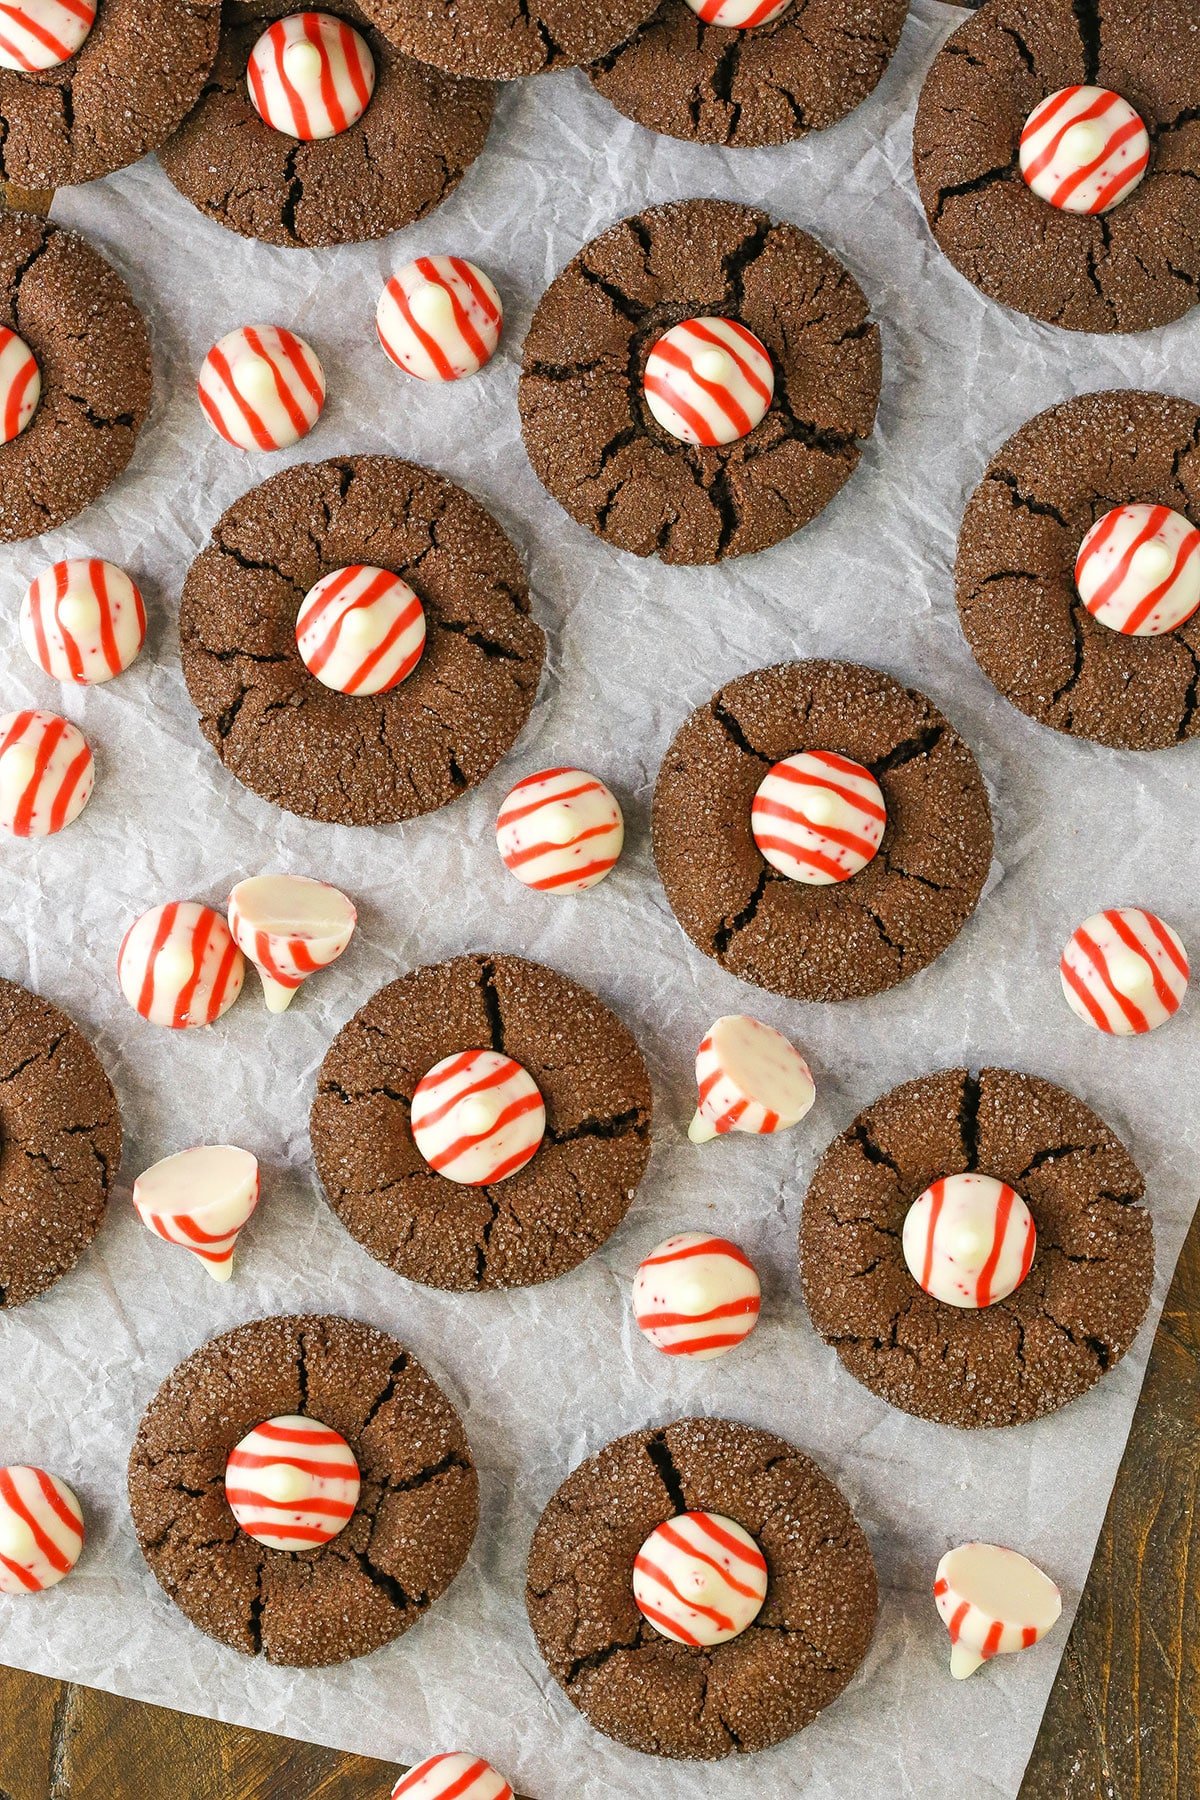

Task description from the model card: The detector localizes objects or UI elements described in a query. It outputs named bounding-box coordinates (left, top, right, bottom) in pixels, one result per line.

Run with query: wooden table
left=2, top=1202, right=1196, bottom=1799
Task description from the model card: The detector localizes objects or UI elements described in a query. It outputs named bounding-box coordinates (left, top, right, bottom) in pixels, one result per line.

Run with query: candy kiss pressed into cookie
left=247, top=11, right=375, bottom=140
left=633, top=1232, right=761, bottom=1358
left=0, top=1466, right=83, bottom=1593
left=683, top=0, right=790, bottom=23
left=902, top=1174, right=1036, bottom=1309
left=644, top=316, right=773, bottom=447
left=225, top=1415, right=360, bottom=1550
left=228, top=874, right=357, bottom=1012
left=1060, top=907, right=1189, bottom=1035
left=633, top=1510, right=768, bottom=1645
left=392, top=1755, right=513, bottom=1799
left=410, top=1049, right=546, bottom=1186
left=689, top=1014, right=815, bottom=1143
left=935, top=1542, right=1061, bottom=1678
left=0, top=710, right=93, bottom=837
left=133, top=1145, right=261, bottom=1281
left=0, top=1, right=94, bottom=73
left=0, top=326, right=39, bottom=443
left=199, top=326, right=326, bottom=452
left=1074, top=503, right=1200, bottom=637
left=296, top=565, right=426, bottom=695
left=1019, top=85, right=1149, bottom=216
left=495, top=766, right=623, bottom=893
left=752, top=749, right=886, bottom=884
left=20, top=558, right=146, bottom=685
left=377, top=256, right=502, bottom=382
left=117, top=902, right=245, bottom=1029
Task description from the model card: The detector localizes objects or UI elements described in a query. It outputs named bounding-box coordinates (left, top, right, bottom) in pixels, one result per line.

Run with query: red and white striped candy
left=392, top=1755, right=514, bottom=1800
left=225, top=1416, right=359, bottom=1551
left=377, top=257, right=502, bottom=383
left=683, top=0, right=790, bottom=24
left=1019, top=85, right=1149, bottom=215
left=0, top=709, right=93, bottom=838
left=228, top=875, right=356, bottom=1013
left=495, top=766, right=624, bottom=894
left=117, top=901, right=245, bottom=1030
left=296, top=565, right=426, bottom=695
left=410, top=1049, right=545, bottom=1187
left=0, top=1467, right=83, bottom=1594
left=689, top=1013, right=815, bottom=1144
left=644, top=316, right=773, bottom=447
left=902, top=1174, right=1036, bottom=1309
left=19, top=558, right=146, bottom=685
left=1060, top=906, right=1189, bottom=1036
left=0, top=326, right=40, bottom=443
left=198, top=325, right=326, bottom=453
left=751, top=748, right=885, bottom=885
left=132, top=1145, right=261, bottom=1282
left=633, top=1511, right=767, bottom=1647
left=934, top=1543, right=1061, bottom=1680
left=0, top=0, right=94, bottom=72
left=633, top=1233, right=761, bottom=1359
left=247, top=12, right=374, bottom=141
left=1074, top=503, right=1200, bottom=637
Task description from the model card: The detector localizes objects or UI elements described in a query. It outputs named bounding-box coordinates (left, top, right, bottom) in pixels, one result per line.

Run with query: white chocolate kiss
left=1106, top=947, right=1155, bottom=997
left=409, top=283, right=456, bottom=331
left=255, top=1462, right=310, bottom=1504
left=282, top=40, right=324, bottom=84
left=1059, top=120, right=1106, bottom=166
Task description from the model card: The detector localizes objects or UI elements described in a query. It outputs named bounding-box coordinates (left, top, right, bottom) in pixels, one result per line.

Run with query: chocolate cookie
left=800, top=1068, right=1154, bottom=1429
left=518, top=199, right=881, bottom=565
left=357, top=0, right=658, bottom=81
left=0, top=215, right=152, bottom=544
left=956, top=390, right=1200, bottom=750
left=179, top=456, right=544, bottom=826
left=0, top=0, right=218, bottom=190
left=589, top=0, right=909, bottom=149
left=311, top=954, right=652, bottom=1290
left=913, top=0, right=1200, bottom=333
left=653, top=661, right=993, bottom=1002
left=159, top=2, right=493, bottom=248
left=526, top=1418, right=876, bottom=1759
left=0, top=977, right=122, bottom=1308
left=128, top=1313, right=478, bottom=1667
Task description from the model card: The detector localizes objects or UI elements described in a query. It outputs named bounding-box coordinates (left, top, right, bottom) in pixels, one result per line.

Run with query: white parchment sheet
left=1, top=3, right=1197, bottom=1794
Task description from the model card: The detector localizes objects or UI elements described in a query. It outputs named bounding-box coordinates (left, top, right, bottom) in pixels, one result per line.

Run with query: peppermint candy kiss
left=392, top=1755, right=514, bottom=1800
left=247, top=12, right=375, bottom=141
left=117, top=901, right=245, bottom=1029
left=225, top=1416, right=360, bottom=1551
left=20, top=558, right=146, bottom=684
left=0, top=326, right=39, bottom=442
left=296, top=565, right=426, bottom=695
left=411, top=1049, right=546, bottom=1186
left=935, top=1543, right=1061, bottom=1680
left=902, top=1174, right=1036, bottom=1309
left=0, top=1467, right=84, bottom=1594
left=377, top=256, right=503, bottom=383
left=0, top=710, right=93, bottom=837
left=644, top=317, right=773, bottom=447
left=684, top=0, right=790, bottom=23
left=1061, top=907, right=1189, bottom=1035
left=1019, top=86, right=1149, bottom=215
left=633, top=1233, right=761, bottom=1359
left=133, top=1146, right=261, bottom=1282
left=633, top=1511, right=768, bottom=1646
left=1074, top=503, right=1200, bottom=637
left=689, top=1013, right=815, bottom=1143
left=228, top=874, right=357, bottom=1012
left=0, top=1, right=95, bottom=73
left=495, top=766, right=624, bottom=893
left=751, top=749, right=885, bottom=884
left=199, top=325, right=326, bottom=453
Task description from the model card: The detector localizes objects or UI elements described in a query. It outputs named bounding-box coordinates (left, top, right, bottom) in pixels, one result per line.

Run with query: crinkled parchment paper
left=1, top=4, right=1197, bottom=1794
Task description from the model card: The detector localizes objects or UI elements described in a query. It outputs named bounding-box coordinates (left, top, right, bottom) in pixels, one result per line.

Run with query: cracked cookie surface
left=653, top=661, right=993, bottom=1001
left=311, top=953, right=653, bottom=1290
left=179, top=455, right=544, bottom=825
left=957, top=390, right=1200, bottom=750
left=526, top=1417, right=876, bottom=1759
left=800, top=1068, right=1153, bottom=1428
left=0, top=977, right=122, bottom=1308
left=518, top=199, right=881, bottom=565
left=0, top=216, right=152, bottom=544
left=159, top=1, right=493, bottom=248
left=128, top=1313, right=478, bottom=1666
left=358, top=0, right=658, bottom=81
left=913, top=0, right=1200, bottom=333
left=589, top=0, right=908, bottom=149
left=0, top=0, right=218, bottom=190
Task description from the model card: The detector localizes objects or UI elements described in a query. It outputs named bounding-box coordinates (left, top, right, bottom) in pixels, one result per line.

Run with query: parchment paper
left=1, top=3, right=1197, bottom=1793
